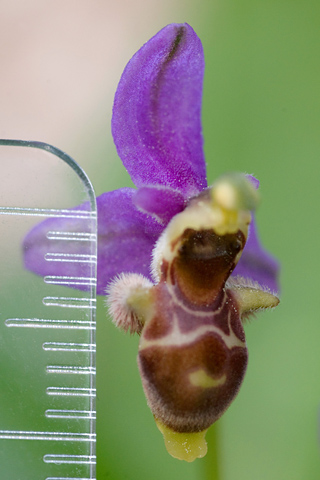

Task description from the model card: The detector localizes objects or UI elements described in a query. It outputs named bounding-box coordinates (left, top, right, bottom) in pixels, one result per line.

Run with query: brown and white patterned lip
left=138, top=266, right=248, bottom=433
left=138, top=327, right=248, bottom=432
left=140, top=313, right=246, bottom=351
left=139, top=288, right=246, bottom=351
left=155, top=224, right=246, bottom=309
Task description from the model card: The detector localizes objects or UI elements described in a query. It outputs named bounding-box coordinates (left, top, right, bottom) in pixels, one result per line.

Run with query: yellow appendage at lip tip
left=155, top=418, right=208, bottom=462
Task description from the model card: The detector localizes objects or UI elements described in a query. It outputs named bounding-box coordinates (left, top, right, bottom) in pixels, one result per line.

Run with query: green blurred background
left=1, top=1, right=320, bottom=479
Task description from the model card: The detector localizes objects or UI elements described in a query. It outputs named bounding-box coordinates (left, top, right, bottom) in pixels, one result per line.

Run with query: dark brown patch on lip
left=139, top=333, right=227, bottom=410
left=138, top=332, right=248, bottom=432
left=170, top=229, right=245, bottom=305
left=143, top=312, right=173, bottom=341
left=160, top=259, right=169, bottom=279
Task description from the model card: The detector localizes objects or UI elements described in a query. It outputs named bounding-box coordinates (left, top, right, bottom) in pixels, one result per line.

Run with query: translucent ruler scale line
left=46, top=477, right=96, bottom=480
left=0, top=431, right=96, bottom=442
left=5, top=318, right=95, bottom=329
left=46, top=478, right=96, bottom=480
left=0, top=206, right=95, bottom=219
left=0, top=140, right=97, bottom=480
left=46, top=387, right=96, bottom=397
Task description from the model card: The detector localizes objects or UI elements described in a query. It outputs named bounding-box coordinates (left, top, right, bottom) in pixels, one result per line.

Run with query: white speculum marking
left=139, top=293, right=245, bottom=352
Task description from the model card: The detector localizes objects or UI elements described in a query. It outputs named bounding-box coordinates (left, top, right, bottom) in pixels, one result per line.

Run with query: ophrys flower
left=23, top=23, right=280, bottom=462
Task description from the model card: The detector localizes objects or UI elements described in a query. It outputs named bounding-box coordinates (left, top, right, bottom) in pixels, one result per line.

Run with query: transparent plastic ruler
left=0, top=140, right=97, bottom=480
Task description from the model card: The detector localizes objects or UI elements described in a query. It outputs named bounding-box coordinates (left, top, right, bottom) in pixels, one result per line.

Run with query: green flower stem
left=202, top=423, right=220, bottom=480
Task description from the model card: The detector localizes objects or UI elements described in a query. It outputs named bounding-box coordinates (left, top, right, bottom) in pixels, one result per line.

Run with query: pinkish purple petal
left=246, top=174, right=259, bottom=189
left=23, top=206, right=96, bottom=290
left=96, top=189, right=162, bottom=293
left=112, top=23, right=207, bottom=197
left=231, top=174, right=279, bottom=292
left=133, top=186, right=186, bottom=224
left=23, top=189, right=163, bottom=295
left=232, top=218, right=280, bottom=293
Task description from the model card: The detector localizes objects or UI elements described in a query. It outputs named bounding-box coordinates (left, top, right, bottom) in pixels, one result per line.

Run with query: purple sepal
left=96, top=189, right=162, bottom=293
left=133, top=186, right=186, bottom=224
left=232, top=218, right=279, bottom=293
left=246, top=174, right=259, bottom=189
left=231, top=174, right=279, bottom=292
left=112, top=23, right=207, bottom=197
left=23, top=189, right=163, bottom=295
left=23, top=205, right=96, bottom=290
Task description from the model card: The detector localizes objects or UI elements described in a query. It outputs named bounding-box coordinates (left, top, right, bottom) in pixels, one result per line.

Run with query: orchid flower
left=23, top=23, right=279, bottom=462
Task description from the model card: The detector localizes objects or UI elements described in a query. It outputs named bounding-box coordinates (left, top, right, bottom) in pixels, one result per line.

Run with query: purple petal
left=23, top=189, right=163, bottom=295
left=112, top=23, right=207, bottom=197
left=96, top=189, right=162, bottom=293
left=232, top=217, right=280, bottom=293
left=133, top=186, right=186, bottom=224
left=246, top=174, right=260, bottom=189
left=23, top=205, right=96, bottom=290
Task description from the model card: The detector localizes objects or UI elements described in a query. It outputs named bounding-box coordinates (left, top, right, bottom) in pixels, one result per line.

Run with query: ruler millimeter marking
left=0, top=140, right=97, bottom=480
left=0, top=431, right=96, bottom=442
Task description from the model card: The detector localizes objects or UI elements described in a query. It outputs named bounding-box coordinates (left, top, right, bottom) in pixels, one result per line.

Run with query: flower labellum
left=108, top=174, right=279, bottom=461
left=23, top=23, right=280, bottom=462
